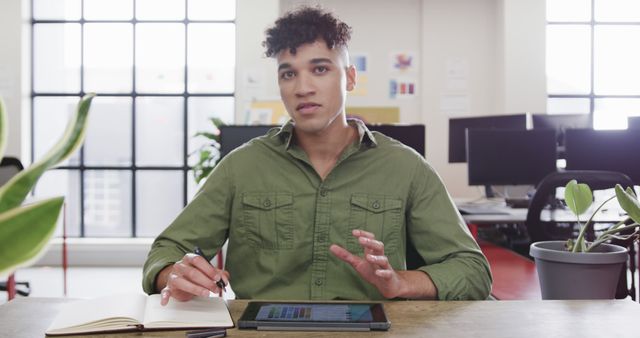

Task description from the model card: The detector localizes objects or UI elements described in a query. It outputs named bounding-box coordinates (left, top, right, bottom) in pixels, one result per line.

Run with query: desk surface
left=2, top=297, right=640, bottom=338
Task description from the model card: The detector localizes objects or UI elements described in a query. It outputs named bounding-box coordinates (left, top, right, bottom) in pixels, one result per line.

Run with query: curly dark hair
left=263, top=6, right=352, bottom=57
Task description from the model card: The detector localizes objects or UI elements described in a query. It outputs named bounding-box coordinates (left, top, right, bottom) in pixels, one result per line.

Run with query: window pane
left=83, top=0, right=133, bottom=20
left=547, top=0, right=591, bottom=22
left=34, top=24, right=81, bottom=93
left=84, top=97, right=132, bottom=166
left=33, top=97, right=81, bottom=166
left=188, top=23, right=235, bottom=93
left=137, top=0, right=185, bottom=20
left=595, top=0, right=640, bottom=22
left=187, top=97, right=234, bottom=166
left=546, top=25, right=591, bottom=94
left=136, top=24, right=185, bottom=93
left=594, top=98, right=640, bottom=129
left=136, top=171, right=183, bottom=237
left=84, top=23, right=133, bottom=93
left=33, top=170, right=81, bottom=238
left=135, top=97, right=184, bottom=166
left=84, top=170, right=132, bottom=237
left=547, top=98, right=591, bottom=114
left=33, top=0, right=81, bottom=20
left=188, top=0, right=236, bottom=20
left=594, top=26, right=640, bottom=95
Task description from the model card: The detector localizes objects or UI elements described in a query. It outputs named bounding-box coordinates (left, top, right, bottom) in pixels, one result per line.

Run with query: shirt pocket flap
left=350, top=195, right=402, bottom=214
left=242, top=193, right=293, bottom=210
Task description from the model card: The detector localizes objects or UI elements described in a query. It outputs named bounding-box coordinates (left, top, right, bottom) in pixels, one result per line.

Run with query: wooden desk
left=2, top=297, right=640, bottom=337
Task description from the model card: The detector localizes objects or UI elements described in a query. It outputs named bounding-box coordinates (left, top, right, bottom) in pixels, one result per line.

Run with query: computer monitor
left=628, top=116, right=640, bottom=130
left=531, top=113, right=592, bottom=147
left=219, top=125, right=275, bottom=158
left=466, top=129, right=557, bottom=186
left=565, top=128, right=640, bottom=184
left=367, top=124, right=425, bottom=157
left=448, top=114, right=527, bottom=163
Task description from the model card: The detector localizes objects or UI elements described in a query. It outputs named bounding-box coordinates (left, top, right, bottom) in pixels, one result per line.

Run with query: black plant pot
left=530, top=241, right=628, bottom=300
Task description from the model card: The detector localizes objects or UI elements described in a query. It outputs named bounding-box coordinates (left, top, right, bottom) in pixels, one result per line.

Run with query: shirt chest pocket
left=241, top=192, right=294, bottom=250
left=347, top=194, right=403, bottom=254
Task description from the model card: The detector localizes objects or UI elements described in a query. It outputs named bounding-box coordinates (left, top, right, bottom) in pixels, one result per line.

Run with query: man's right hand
left=156, top=253, right=230, bottom=306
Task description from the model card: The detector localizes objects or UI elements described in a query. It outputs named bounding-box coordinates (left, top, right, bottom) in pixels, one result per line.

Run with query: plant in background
left=0, top=94, right=95, bottom=276
left=190, top=117, right=226, bottom=184
left=564, top=179, right=640, bottom=252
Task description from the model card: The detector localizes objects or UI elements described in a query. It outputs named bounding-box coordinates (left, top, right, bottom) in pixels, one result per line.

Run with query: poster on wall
left=389, top=78, right=417, bottom=99
left=350, top=53, right=368, bottom=72
left=390, top=51, right=418, bottom=73
left=349, top=53, right=369, bottom=96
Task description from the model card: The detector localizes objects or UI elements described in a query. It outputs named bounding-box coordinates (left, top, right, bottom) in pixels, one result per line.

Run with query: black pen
left=194, top=246, right=227, bottom=292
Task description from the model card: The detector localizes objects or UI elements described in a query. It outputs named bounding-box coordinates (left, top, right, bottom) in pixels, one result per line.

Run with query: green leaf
left=0, top=94, right=95, bottom=213
left=564, top=180, right=593, bottom=216
left=0, top=197, right=64, bottom=275
left=193, top=131, right=219, bottom=140
left=0, top=97, right=7, bottom=161
left=616, top=184, right=640, bottom=224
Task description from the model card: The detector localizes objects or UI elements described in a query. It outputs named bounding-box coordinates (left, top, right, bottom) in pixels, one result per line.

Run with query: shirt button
left=320, top=189, right=328, bottom=197
left=372, top=201, right=381, bottom=209
left=315, top=279, right=323, bottom=286
left=263, top=199, right=272, bottom=208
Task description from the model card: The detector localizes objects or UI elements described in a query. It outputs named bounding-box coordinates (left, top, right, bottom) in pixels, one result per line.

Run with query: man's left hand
left=329, top=229, right=406, bottom=299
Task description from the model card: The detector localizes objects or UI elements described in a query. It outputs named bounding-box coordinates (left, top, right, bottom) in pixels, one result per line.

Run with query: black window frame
left=30, top=0, right=236, bottom=237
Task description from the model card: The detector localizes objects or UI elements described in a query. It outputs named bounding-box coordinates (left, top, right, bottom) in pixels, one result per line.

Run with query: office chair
left=0, top=157, right=31, bottom=300
left=525, top=170, right=637, bottom=300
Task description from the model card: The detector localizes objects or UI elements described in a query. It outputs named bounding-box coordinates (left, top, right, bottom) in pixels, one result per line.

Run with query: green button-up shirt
left=142, top=119, right=492, bottom=300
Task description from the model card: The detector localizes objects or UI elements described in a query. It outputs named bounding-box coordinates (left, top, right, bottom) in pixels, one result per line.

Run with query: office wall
left=0, top=0, right=30, bottom=161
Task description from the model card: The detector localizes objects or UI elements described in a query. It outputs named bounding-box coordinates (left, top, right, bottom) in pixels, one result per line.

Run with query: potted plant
left=530, top=179, right=640, bottom=299
left=0, top=94, right=94, bottom=276
left=190, top=117, right=225, bottom=184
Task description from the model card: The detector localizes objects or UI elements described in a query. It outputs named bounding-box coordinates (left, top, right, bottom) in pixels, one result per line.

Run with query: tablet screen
left=255, top=304, right=373, bottom=322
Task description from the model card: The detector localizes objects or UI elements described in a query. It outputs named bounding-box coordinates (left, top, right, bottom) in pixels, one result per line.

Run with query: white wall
left=235, top=0, right=281, bottom=121
left=420, top=0, right=546, bottom=198
left=0, top=0, right=30, bottom=162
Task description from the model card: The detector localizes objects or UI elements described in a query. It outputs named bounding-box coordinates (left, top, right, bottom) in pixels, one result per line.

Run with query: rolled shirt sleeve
left=408, top=159, right=493, bottom=300
left=142, top=160, right=233, bottom=294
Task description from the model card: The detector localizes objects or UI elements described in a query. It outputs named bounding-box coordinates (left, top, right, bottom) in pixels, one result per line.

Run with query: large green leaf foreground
left=0, top=94, right=94, bottom=276
left=0, top=197, right=64, bottom=273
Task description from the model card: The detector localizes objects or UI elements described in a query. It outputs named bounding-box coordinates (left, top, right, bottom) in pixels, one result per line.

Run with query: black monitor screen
left=628, top=116, right=640, bottom=130
left=367, top=124, right=425, bottom=157
left=466, top=129, right=557, bottom=186
left=219, top=125, right=275, bottom=158
left=448, top=114, right=527, bottom=163
left=565, top=128, right=640, bottom=184
left=531, top=113, right=592, bottom=146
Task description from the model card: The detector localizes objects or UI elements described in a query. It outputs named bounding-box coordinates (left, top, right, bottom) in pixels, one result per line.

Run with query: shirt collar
left=274, top=118, right=378, bottom=150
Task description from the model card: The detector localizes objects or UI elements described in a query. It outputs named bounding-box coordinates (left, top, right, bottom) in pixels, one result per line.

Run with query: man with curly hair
left=143, top=6, right=492, bottom=303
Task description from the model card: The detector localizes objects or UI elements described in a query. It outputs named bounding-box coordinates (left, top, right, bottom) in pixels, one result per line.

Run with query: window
left=546, top=0, right=640, bottom=129
left=31, top=0, right=236, bottom=238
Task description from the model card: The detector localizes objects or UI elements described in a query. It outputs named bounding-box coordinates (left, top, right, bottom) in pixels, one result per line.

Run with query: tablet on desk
left=238, top=301, right=391, bottom=331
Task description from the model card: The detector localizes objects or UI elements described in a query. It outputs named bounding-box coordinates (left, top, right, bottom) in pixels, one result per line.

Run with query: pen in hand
left=194, top=246, right=227, bottom=292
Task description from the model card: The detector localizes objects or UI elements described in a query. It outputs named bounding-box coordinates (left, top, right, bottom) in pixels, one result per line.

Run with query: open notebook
left=46, top=293, right=234, bottom=336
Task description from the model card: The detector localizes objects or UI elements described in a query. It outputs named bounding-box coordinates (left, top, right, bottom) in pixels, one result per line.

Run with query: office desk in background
left=460, top=204, right=626, bottom=225
left=2, top=298, right=640, bottom=337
